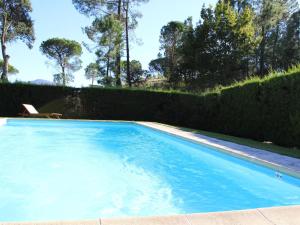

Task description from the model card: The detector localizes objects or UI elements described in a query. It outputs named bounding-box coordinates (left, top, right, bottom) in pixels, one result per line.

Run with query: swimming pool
left=0, top=119, right=300, bottom=221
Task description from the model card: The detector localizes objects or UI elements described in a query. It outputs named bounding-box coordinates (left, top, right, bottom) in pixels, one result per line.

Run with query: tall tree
left=178, top=17, right=197, bottom=84
left=40, top=38, right=83, bottom=86
left=159, top=21, right=186, bottom=84
left=124, top=0, right=131, bottom=86
left=73, top=0, right=123, bottom=86
left=279, top=9, right=300, bottom=69
left=122, top=0, right=148, bottom=87
left=254, top=0, right=287, bottom=75
left=73, top=0, right=149, bottom=87
left=151, top=1, right=257, bottom=89
left=268, top=0, right=299, bottom=70
left=211, top=1, right=256, bottom=81
left=115, top=0, right=122, bottom=86
left=85, top=14, right=123, bottom=83
left=224, top=0, right=252, bottom=12
left=0, top=0, right=35, bottom=82
left=85, top=62, right=100, bottom=85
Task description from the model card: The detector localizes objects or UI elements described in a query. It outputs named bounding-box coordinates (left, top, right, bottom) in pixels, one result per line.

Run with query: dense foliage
left=1, top=0, right=298, bottom=91
left=150, top=0, right=300, bottom=90
left=1, top=65, right=300, bottom=148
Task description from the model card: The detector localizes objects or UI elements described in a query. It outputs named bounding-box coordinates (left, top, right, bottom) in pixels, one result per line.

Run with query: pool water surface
left=0, top=119, right=300, bottom=221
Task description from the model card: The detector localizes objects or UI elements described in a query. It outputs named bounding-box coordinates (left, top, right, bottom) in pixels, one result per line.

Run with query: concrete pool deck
left=1, top=206, right=300, bottom=225
left=137, top=122, right=300, bottom=177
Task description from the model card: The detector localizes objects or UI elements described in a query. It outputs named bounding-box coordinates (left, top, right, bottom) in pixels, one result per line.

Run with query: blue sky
left=8, top=0, right=216, bottom=86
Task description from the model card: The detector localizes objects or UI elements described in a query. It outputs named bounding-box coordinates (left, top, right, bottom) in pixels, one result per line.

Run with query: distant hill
left=30, top=79, right=54, bottom=85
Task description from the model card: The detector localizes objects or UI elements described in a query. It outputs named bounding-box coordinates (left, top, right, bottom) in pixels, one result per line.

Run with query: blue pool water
left=0, top=119, right=300, bottom=221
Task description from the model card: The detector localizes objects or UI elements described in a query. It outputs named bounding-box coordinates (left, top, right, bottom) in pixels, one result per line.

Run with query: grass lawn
left=177, top=126, right=300, bottom=159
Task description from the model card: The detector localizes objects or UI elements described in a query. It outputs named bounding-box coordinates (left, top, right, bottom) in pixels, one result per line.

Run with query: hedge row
left=0, top=84, right=74, bottom=117
left=0, top=66, right=299, bottom=148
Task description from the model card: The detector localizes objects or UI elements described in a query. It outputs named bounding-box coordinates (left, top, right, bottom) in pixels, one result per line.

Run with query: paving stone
left=258, top=205, right=300, bottom=225
left=0, top=220, right=100, bottom=225
left=101, top=215, right=189, bottom=225
left=186, top=209, right=273, bottom=225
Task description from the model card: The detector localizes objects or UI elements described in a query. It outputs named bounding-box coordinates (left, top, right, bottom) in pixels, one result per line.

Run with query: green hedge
left=0, top=66, right=300, bottom=148
left=0, top=83, right=74, bottom=117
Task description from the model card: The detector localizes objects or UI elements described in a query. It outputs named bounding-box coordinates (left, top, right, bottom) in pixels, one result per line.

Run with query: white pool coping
left=0, top=118, right=7, bottom=126
left=1, top=206, right=300, bottom=225
left=137, top=122, right=300, bottom=177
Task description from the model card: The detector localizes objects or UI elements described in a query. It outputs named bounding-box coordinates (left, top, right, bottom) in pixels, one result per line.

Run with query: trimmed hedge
left=0, top=83, right=74, bottom=117
left=0, top=66, right=300, bottom=148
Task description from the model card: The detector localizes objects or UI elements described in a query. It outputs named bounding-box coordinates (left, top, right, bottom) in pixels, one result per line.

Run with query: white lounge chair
left=19, top=104, right=62, bottom=119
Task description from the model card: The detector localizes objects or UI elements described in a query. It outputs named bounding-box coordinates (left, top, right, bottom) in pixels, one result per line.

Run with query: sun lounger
left=19, top=104, right=62, bottom=119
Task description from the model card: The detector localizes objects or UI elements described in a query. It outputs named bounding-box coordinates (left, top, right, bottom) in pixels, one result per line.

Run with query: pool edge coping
left=136, top=121, right=300, bottom=179
left=0, top=118, right=7, bottom=126
left=1, top=205, right=300, bottom=225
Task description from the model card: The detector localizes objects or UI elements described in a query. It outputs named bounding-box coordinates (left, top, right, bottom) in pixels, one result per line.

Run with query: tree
left=159, top=21, right=186, bottom=84
left=254, top=0, right=287, bottom=75
left=124, top=0, right=131, bottom=86
left=150, top=0, right=298, bottom=91
left=85, top=14, right=123, bottom=83
left=95, top=49, right=115, bottom=85
left=224, top=0, right=252, bottom=12
left=0, top=0, right=35, bottom=82
left=250, top=0, right=300, bottom=74
left=122, top=0, right=149, bottom=87
left=178, top=17, right=197, bottom=83
left=85, top=63, right=100, bottom=85
left=73, top=0, right=123, bottom=86
left=279, top=9, right=300, bottom=69
left=212, top=1, right=256, bottom=80
left=40, top=38, right=82, bottom=86
left=149, top=55, right=167, bottom=76
left=152, top=1, right=257, bottom=89
left=73, top=0, right=149, bottom=87
left=216, top=1, right=256, bottom=80
left=122, top=59, right=147, bottom=86
left=0, top=60, right=18, bottom=76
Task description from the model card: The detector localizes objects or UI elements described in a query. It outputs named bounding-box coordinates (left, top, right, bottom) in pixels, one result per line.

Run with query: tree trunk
left=259, top=26, right=266, bottom=76
left=62, top=65, right=66, bottom=86
left=125, top=0, right=131, bottom=87
left=106, top=55, right=110, bottom=78
left=271, top=24, right=280, bottom=69
left=115, top=0, right=122, bottom=87
left=1, top=15, right=9, bottom=82
left=106, top=47, right=111, bottom=78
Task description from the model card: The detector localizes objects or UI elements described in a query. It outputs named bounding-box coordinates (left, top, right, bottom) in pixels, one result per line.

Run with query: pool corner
left=0, top=118, right=7, bottom=126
